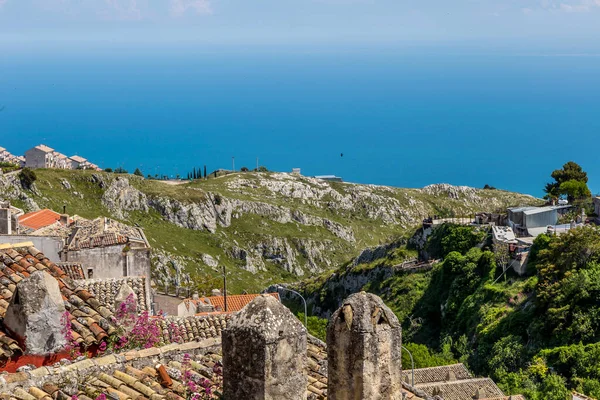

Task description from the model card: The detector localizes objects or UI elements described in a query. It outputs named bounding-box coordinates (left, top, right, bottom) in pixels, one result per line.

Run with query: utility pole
left=222, top=265, right=228, bottom=312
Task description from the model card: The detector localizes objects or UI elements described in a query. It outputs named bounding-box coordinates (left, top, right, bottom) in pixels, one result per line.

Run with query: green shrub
left=18, top=167, right=37, bottom=189
left=297, top=313, right=327, bottom=342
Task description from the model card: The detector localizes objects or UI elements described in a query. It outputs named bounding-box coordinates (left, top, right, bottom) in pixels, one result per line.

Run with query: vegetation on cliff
left=297, top=223, right=600, bottom=399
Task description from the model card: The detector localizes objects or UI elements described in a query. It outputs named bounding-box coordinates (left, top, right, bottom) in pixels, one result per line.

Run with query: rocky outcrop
left=0, top=173, right=40, bottom=211
left=148, top=195, right=226, bottom=233
left=102, top=177, right=148, bottom=219
left=229, top=246, right=266, bottom=274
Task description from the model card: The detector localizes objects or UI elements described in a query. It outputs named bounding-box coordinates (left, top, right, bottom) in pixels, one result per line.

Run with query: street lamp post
left=402, top=345, right=415, bottom=387
left=275, top=286, right=307, bottom=327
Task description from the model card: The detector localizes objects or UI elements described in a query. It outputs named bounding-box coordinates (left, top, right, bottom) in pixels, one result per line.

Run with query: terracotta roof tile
left=202, top=293, right=280, bottom=313
left=80, top=277, right=149, bottom=313
left=0, top=246, right=118, bottom=358
left=56, top=263, right=86, bottom=280
left=0, top=338, right=327, bottom=400
left=18, top=209, right=68, bottom=231
left=67, top=218, right=147, bottom=251
left=403, top=363, right=473, bottom=385
left=416, top=377, right=505, bottom=400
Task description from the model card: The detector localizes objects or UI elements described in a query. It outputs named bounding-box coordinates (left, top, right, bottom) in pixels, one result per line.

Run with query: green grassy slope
left=7, top=169, right=540, bottom=294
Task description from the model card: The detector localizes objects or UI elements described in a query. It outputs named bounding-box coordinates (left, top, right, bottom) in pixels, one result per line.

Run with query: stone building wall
left=64, top=246, right=152, bottom=312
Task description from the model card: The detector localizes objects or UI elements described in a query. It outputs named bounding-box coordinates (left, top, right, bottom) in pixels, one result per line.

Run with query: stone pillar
left=327, top=291, right=403, bottom=400
left=0, top=205, right=11, bottom=235
left=222, top=294, right=307, bottom=400
left=4, top=271, right=67, bottom=355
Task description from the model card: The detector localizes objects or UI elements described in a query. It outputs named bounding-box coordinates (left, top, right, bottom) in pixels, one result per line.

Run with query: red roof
left=204, top=293, right=280, bottom=313
left=18, top=209, right=67, bottom=230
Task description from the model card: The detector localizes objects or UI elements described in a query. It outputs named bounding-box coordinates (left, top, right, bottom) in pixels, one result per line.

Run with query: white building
left=24, top=145, right=99, bottom=170
left=0, top=147, right=25, bottom=167
left=69, top=155, right=88, bottom=169
left=25, top=144, right=56, bottom=169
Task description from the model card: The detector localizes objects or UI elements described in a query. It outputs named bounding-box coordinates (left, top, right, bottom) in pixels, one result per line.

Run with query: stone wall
left=64, top=246, right=152, bottom=312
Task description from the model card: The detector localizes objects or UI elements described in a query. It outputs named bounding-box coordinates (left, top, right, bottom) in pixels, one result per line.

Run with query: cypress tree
left=204, top=165, right=207, bottom=179
left=193, top=168, right=197, bottom=179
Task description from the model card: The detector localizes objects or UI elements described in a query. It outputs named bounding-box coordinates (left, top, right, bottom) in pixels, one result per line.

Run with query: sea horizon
left=2, top=43, right=599, bottom=197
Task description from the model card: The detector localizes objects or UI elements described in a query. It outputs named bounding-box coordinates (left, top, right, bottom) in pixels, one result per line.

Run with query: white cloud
left=170, top=0, right=212, bottom=17
left=559, top=0, right=600, bottom=12
left=560, top=2, right=590, bottom=11
left=103, top=0, right=142, bottom=20
left=0, top=0, right=7, bottom=8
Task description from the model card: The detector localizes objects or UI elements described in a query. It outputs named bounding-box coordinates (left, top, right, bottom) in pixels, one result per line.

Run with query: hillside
left=293, top=223, right=600, bottom=399
left=0, top=169, right=539, bottom=293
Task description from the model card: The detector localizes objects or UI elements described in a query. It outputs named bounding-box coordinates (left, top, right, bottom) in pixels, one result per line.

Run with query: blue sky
left=1, top=0, right=600, bottom=47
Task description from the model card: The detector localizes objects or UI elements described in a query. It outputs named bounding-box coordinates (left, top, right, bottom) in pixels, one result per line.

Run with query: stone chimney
left=192, top=291, right=200, bottom=300
left=4, top=271, right=67, bottom=355
left=59, top=214, right=69, bottom=226
left=222, top=294, right=307, bottom=400
left=0, top=201, right=11, bottom=235
left=327, top=291, right=403, bottom=400
left=211, top=288, right=222, bottom=297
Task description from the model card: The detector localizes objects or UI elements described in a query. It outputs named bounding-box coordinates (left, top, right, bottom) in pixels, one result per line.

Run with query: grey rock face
left=327, top=291, right=403, bottom=400
left=4, top=271, right=68, bottom=355
left=148, top=192, right=228, bottom=233
left=102, top=177, right=148, bottom=219
left=223, top=294, right=308, bottom=400
left=229, top=246, right=266, bottom=274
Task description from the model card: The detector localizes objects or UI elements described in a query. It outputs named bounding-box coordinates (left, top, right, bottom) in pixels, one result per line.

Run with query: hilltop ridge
left=0, top=169, right=540, bottom=292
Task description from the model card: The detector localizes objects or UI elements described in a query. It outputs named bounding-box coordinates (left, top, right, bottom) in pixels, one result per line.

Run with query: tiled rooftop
left=79, top=277, right=149, bottom=313
left=18, top=209, right=67, bottom=231
left=30, top=220, right=73, bottom=237
left=416, top=377, right=505, bottom=400
left=201, top=292, right=280, bottom=313
left=70, top=155, right=87, bottom=163
left=161, top=314, right=229, bottom=343
left=0, top=246, right=119, bottom=358
left=56, top=262, right=86, bottom=280
left=34, top=144, right=54, bottom=153
left=403, top=363, right=473, bottom=385
left=67, top=217, right=148, bottom=251
left=0, top=337, right=330, bottom=400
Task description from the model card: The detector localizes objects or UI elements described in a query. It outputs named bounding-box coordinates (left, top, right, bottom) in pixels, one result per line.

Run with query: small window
left=87, top=268, right=93, bottom=279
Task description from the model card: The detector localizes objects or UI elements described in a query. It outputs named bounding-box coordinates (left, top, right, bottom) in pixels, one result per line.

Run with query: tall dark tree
left=545, top=161, right=589, bottom=200
left=204, top=165, right=207, bottom=179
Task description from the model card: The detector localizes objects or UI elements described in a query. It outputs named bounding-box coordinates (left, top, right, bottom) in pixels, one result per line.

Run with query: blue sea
left=1, top=42, right=599, bottom=197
